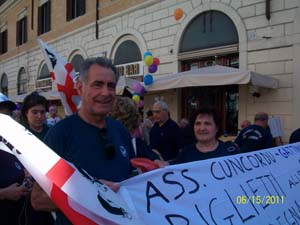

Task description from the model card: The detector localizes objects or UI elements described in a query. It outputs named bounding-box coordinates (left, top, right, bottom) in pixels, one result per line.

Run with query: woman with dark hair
left=20, top=92, right=54, bottom=225
left=172, top=106, right=239, bottom=164
left=21, top=92, right=49, bottom=140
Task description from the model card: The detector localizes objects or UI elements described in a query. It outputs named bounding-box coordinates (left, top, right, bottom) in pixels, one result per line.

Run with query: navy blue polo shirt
left=172, top=141, right=239, bottom=164
left=150, top=118, right=184, bottom=161
left=44, top=114, right=134, bottom=182
left=0, top=151, right=25, bottom=225
left=235, top=124, right=273, bottom=152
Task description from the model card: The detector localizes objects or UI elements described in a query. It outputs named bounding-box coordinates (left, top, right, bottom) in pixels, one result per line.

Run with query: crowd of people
left=0, top=56, right=299, bottom=225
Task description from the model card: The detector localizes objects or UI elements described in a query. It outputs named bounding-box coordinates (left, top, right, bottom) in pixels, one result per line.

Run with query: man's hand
left=99, top=179, right=120, bottom=192
left=0, top=183, right=29, bottom=201
left=31, top=183, right=57, bottom=211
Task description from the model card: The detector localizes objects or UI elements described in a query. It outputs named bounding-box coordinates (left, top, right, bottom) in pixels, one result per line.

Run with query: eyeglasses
left=99, top=128, right=115, bottom=160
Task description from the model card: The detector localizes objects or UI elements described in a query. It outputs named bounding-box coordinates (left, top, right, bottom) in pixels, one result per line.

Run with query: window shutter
left=0, top=32, right=3, bottom=54
left=66, top=0, right=73, bottom=21
left=16, top=21, right=20, bottom=46
left=80, top=0, right=85, bottom=16
left=24, top=16, right=27, bottom=43
left=38, top=6, right=42, bottom=35
left=2, top=31, right=7, bottom=53
left=47, top=1, right=51, bottom=32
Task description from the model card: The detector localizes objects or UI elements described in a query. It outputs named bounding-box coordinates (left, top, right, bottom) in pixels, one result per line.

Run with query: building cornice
left=0, top=0, right=21, bottom=15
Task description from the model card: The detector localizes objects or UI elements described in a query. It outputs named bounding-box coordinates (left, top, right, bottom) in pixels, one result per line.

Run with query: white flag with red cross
left=37, top=39, right=80, bottom=115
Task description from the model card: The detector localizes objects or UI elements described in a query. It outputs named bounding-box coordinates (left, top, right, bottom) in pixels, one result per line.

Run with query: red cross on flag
left=37, top=39, right=81, bottom=115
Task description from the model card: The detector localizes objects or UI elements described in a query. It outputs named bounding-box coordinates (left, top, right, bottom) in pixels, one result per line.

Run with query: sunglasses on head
left=99, top=128, right=115, bottom=160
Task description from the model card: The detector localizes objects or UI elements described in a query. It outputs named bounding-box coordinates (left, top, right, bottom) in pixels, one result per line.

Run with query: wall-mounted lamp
left=249, top=85, right=261, bottom=98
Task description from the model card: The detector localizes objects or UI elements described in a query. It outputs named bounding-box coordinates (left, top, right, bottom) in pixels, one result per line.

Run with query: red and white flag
left=0, top=114, right=143, bottom=225
left=37, top=39, right=81, bottom=115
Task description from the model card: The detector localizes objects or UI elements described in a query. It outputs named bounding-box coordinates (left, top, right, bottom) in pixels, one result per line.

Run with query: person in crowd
left=240, top=119, right=251, bottom=130
left=141, top=110, right=154, bottom=145
left=47, top=105, right=61, bottom=127
left=179, top=117, right=196, bottom=146
left=289, top=128, right=300, bottom=143
left=172, top=107, right=239, bottom=164
left=235, top=112, right=273, bottom=152
left=110, top=96, right=165, bottom=166
left=20, top=92, right=55, bottom=225
left=0, top=92, right=31, bottom=225
left=31, top=57, right=135, bottom=225
left=150, top=100, right=184, bottom=161
left=21, top=92, right=50, bottom=140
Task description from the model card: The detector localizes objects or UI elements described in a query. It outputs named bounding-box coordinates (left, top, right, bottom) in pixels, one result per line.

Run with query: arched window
left=114, top=40, right=141, bottom=65
left=17, top=67, right=28, bottom=95
left=180, top=11, right=238, bottom=53
left=0, top=73, right=8, bottom=95
left=70, top=54, right=84, bottom=73
left=39, top=63, right=50, bottom=79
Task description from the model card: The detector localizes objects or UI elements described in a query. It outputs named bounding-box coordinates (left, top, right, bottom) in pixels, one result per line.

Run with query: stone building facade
left=0, top=0, right=299, bottom=141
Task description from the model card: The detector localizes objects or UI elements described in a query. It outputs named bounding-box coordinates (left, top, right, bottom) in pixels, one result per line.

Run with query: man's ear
left=76, top=80, right=83, bottom=95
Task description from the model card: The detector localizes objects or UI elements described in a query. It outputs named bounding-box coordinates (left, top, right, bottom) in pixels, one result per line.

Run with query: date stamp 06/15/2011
left=236, top=195, right=285, bottom=205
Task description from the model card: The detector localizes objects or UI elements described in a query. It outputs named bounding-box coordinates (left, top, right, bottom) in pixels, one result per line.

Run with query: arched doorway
left=179, top=10, right=239, bottom=134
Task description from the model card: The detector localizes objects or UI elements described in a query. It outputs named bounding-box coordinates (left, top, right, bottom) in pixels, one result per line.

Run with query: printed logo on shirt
left=15, top=161, right=22, bottom=170
left=119, top=146, right=128, bottom=158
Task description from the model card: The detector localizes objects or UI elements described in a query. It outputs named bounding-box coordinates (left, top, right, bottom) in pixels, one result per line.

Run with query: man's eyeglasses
left=99, top=129, right=115, bottom=160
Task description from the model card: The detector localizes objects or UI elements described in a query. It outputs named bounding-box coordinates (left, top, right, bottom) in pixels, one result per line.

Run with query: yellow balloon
left=144, top=55, right=153, bottom=66
left=132, top=95, right=140, bottom=103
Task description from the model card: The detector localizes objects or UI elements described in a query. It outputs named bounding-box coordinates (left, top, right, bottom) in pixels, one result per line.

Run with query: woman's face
left=194, top=114, right=218, bottom=144
left=26, top=105, right=46, bottom=130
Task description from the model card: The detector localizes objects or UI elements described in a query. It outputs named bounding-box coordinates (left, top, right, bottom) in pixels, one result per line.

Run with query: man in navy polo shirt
left=235, top=112, right=273, bottom=152
left=150, top=100, right=184, bottom=161
left=31, top=57, right=135, bottom=225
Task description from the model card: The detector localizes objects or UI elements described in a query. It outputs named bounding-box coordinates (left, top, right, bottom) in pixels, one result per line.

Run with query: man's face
left=77, top=64, right=116, bottom=117
left=152, top=103, right=168, bottom=124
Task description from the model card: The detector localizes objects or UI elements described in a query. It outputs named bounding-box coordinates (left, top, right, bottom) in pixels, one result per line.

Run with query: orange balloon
left=174, top=8, right=184, bottom=21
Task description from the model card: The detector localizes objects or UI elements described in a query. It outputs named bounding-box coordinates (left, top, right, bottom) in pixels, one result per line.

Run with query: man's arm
left=31, top=183, right=57, bottom=211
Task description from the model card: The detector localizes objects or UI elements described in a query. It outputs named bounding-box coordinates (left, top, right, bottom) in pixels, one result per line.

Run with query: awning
left=116, top=76, right=139, bottom=95
left=145, top=65, right=279, bottom=92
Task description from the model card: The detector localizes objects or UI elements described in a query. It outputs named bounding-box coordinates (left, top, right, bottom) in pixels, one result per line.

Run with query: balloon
left=148, top=64, right=157, bottom=73
left=137, top=100, right=144, bottom=108
left=133, top=82, right=145, bottom=95
left=174, top=8, right=184, bottom=21
left=153, top=57, right=160, bottom=66
left=144, top=55, right=153, bottom=66
left=132, top=95, right=140, bottom=103
left=143, top=51, right=152, bottom=58
left=144, top=74, right=153, bottom=85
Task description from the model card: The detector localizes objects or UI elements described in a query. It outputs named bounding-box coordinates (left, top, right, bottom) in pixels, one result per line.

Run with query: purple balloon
left=133, top=82, right=144, bottom=95
left=148, top=64, right=157, bottom=73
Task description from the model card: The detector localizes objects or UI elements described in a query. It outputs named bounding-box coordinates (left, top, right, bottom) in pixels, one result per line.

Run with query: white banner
left=120, top=143, right=300, bottom=225
left=1, top=113, right=300, bottom=225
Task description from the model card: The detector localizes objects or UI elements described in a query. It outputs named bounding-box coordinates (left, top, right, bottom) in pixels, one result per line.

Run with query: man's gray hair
left=254, top=112, right=268, bottom=121
left=154, top=100, right=169, bottom=112
left=79, top=57, right=119, bottom=83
